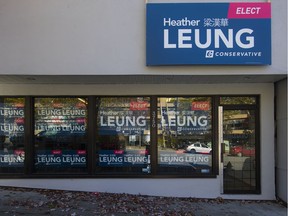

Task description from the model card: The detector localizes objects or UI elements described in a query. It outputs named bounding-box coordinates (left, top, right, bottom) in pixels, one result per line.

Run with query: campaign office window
left=157, top=97, right=212, bottom=175
left=0, top=97, right=25, bottom=173
left=96, top=97, right=151, bottom=174
left=34, top=98, right=88, bottom=173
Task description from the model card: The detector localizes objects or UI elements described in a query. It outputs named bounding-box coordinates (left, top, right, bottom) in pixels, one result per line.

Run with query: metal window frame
left=0, top=95, right=260, bottom=189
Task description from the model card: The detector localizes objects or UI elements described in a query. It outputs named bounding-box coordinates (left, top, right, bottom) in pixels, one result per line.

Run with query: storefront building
left=0, top=0, right=286, bottom=201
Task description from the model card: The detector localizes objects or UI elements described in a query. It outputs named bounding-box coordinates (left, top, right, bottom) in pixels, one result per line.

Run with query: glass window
left=34, top=98, right=88, bottom=173
left=96, top=97, right=151, bottom=174
left=223, top=109, right=257, bottom=192
left=157, top=97, right=212, bottom=175
left=220, top=97, right=256, bottom=105
left=0, top=98, right=25, bottom=173
left=0, top=95, right=260, bottom=179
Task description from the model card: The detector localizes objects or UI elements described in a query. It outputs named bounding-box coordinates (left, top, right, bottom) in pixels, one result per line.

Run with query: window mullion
left=88, top=96, right=96, bottom=175
left=24, top=96, right=34, bottom=175
left=150, top=96, right=158, bottom=175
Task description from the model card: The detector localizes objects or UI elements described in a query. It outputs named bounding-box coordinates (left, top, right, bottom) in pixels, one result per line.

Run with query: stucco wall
left=0, top=0, right=286, bottom=76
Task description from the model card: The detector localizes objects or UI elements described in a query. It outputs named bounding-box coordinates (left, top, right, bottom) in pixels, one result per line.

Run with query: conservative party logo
left=146, top=2, right=271, bottom=65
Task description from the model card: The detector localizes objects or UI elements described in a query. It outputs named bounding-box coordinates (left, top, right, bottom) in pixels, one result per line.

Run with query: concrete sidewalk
left=0, top=187, right=287, bottom=216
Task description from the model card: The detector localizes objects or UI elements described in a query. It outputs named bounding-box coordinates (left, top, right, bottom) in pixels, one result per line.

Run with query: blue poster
left=99, top=150, right=150, bottom=167
left=35, top=150, right=86, bottom=167
left=0, top=150, right=25, bottom=167
left=146, top=3, right=271, bottom=65
left=99, top=109, right=149, bottom=135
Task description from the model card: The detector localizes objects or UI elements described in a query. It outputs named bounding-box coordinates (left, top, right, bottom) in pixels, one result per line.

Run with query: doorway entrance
left=220, top=97, right=260, bottom=194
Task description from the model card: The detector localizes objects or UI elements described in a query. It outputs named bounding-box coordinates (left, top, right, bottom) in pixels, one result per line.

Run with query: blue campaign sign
left=146, top=3, right=271, bottom=65
left=35, top=150, right=86, bottom=167
left=99, top=150, right=150, bottom=167
left=99, top=109, right=149, bottom=135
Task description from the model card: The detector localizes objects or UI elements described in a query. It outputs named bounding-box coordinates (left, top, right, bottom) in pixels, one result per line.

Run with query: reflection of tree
left=159, top=97, right=212, bottom=149
left=221, top=97, right=256, bottom=105
left=4, top=98, right=25, bottom=104
left=224, top=110, right=250, bottom=131
left=95, top=97, right=150, bottom=151
left=223, top=110, right=255, bottom=146
left=34, top=98, right=88, bottom=108
left=34, top=97, right=88, bottom=151
left=0, top=98, right=25, bottom=151
left=34, top=98, right=88, bottom=129
left=168, top=97, right=211, bottom=110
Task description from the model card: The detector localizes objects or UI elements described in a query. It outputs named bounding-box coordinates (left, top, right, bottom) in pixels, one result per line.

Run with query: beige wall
left=0, top=0, right=286, bottom=76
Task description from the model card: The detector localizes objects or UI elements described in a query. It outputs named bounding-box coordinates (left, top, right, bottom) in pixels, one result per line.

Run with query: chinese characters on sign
left=146, top=3, right=271, bottom=65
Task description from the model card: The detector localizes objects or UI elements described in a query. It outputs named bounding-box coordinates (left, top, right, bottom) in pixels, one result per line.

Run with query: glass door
left=222, top=109, right=258, bottom=193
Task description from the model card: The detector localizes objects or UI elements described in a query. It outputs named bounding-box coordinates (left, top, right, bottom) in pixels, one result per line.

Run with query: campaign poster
left=147, top=2, right=271, bottom=65
left=98, top=99, right=150, bottom=135
left=0, top=150, right=25, bottom=167
left=35, top=150, right=86, bottom=167
left=99, top=149, right=150, bottom=167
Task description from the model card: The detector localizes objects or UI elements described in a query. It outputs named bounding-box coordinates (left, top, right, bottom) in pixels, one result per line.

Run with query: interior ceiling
left=0, top=75, right=286, bottom=84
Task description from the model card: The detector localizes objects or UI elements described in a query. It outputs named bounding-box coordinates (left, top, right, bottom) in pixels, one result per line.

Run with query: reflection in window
left=0, top=98, right=25, bottom=173
left=96, top=97, right=151, bottom=174
left=34, top=98, right=88, bottom=173
left=223, top=110, right=257, bottom=192
left=157, top=97, right=212, bottom=175
left=220, top=97, right=256, bottom=105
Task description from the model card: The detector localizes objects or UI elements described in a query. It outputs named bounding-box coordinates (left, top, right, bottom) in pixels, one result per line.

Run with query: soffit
left=0, top=75, right=285, bottom=84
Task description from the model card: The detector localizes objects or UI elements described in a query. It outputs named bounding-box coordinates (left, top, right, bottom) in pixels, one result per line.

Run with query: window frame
left=32, top=96, right=89, bottom=175
left=154, top=96, right=216, bottom=177
left=0, top=95, right=259, bottom=182
left=218, top=95, right=261, bottom=194
left=94, top=96, right=152, bottom=176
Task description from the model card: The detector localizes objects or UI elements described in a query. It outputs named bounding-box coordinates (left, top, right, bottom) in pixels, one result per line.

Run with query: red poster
left=191, top=102, right=210, bottom=111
